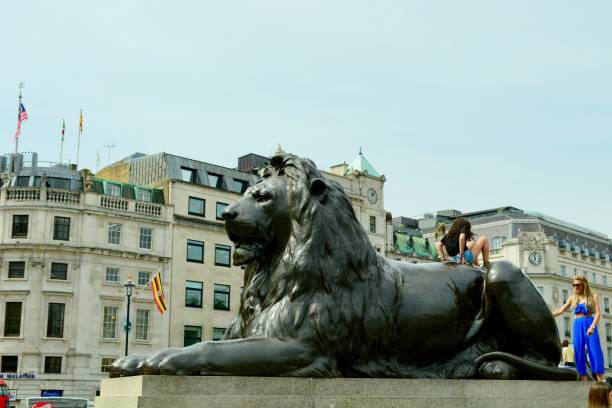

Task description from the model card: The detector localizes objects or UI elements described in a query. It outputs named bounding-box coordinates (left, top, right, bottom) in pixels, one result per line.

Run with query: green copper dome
left=348, top=149, right=380, bottom=177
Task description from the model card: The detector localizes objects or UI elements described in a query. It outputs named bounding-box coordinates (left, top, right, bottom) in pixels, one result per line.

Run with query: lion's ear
left=309, top=178, right=327, bottom=200
left=270, top=155, right=284, bottom=170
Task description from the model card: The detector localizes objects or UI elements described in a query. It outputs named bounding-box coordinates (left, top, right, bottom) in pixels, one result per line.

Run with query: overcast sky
left=1, top=1, right=611, bottom=236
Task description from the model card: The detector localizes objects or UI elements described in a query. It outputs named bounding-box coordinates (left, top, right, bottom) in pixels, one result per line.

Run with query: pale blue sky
left=1, top=1, right=611, bottom=236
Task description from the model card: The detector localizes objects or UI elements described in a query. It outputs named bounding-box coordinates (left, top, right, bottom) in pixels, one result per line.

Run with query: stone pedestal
left=96, top=376, right=591, bottom=408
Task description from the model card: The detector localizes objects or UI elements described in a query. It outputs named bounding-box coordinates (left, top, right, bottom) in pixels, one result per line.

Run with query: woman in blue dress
left=553, top=275, right=605, bottom=381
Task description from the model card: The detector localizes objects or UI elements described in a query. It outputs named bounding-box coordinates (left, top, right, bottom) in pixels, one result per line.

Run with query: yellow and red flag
left=151, top=271, right=167, bottom=314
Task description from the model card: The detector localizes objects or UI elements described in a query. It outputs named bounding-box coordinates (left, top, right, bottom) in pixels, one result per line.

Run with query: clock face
left=528, top=252, right=543, bottom=265
left=367, top=188, right=377, bottom=204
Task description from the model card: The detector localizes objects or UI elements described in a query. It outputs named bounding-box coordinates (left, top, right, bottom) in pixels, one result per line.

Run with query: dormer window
left=232, top=179, right=249, bottom=193
left=207, top=173, right=223, bottom=189
left=137, top=188, right=152, bottom=202
left=107, top=183, right=121, bottom=197
left=181, top=167, right=197, bottom=183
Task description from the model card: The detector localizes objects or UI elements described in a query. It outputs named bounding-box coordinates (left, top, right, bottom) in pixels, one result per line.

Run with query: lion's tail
left=475, top=351, right=577, bottom=381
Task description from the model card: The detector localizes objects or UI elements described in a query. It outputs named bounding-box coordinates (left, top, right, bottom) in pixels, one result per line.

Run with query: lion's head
left=223, top=154, right=374, bottom=271
left=222, top=174, right=291, bottom=265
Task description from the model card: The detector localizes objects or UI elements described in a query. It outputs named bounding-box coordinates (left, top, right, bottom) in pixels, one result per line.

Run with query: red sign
left=33, top=402, right=54, bottom=408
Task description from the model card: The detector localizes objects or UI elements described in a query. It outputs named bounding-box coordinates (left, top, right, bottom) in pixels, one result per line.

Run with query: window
left=12, top=215, right=29, bottom=238
left=50, top=263, right=68, bottom=280
left=4, top=302, right=22, bottom=336
left=563, top=317, right=570, bottom=338
left=53, top=216, right=70, bottom=241
left=562, top=289, right=568, bottom=304
left=47, top=303, right=65, bottom=338
left=606, top=298, right=610, bottom=314
left=47, top=177, right=71, bottom=189
left=492, top=237, right=504, bottom=250
left=185, top=281, right=203, bottom=308
left=137, top=189, right=152, bottom=202
left=184, top=325, right=202, bottom=347
left=101, top=357, right=116, bottom=373
left=139, top=227, right=152, bottom=249
left=105, top=267, right=120, bottom=284
left=216, top=203, right=228, bottom=221
left=107, top=223, right=122, bottom=245
left=102, top=306, right=118, bottom=339
left=8, top=261, right=25, bottom=279
left=15, top=176, right=30, bottom=187
left=188, top=197, right=205, bottom=217
left=215, top=244, right=231, bottom=267
left=369, top=216, right=376, bottom=233
left=187, top=240, right=204, bottom=263
left=135, top=309, right=150, bottom=341
left=44, top=356, right=62, bottom=374
left=137, top=271, right=151, bottom=286
left=207, top=173, right=223, bottom=188
left=107, top=183, right=121, bottom=197
left=1, top=356, right=17, bottom=373
left=212, top=327, right=226, bottom=341
left=559, top=265, right=566, bottom=277
left=608, top=348, right=612, bottom=369
left=181, top=167, right=197, bottom=183
left=607, top=323, right=612, bottom=342
left=232, top=179, right=249, bottom=194
left=604, top=275, right=609, bottom=287
left=573, top=268, right=578, bottom=277
left=592, top=272, right=597, bottom=284
left=214, top=284, right=230, bottom=310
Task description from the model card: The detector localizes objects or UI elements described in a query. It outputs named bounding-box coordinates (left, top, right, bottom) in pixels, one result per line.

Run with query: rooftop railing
left=1, top=186, right=164, bottom=218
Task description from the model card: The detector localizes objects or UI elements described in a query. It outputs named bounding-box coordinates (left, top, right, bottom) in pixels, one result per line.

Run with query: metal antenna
left=103, top=144, right=116, bottom=165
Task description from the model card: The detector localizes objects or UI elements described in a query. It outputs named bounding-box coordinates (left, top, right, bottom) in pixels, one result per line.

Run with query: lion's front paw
left=158, top=346, right=207, bottom=376
left=109, top=354, right=149, bottom=377
left=139, top=347, right=181, bottom=375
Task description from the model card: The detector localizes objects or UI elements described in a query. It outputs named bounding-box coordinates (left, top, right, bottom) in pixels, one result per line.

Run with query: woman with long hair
left=553, top=275, right=605, bottom=381
left=436, top=218, right=490, bottom=269
left=585, top=382, right=609, bottom=408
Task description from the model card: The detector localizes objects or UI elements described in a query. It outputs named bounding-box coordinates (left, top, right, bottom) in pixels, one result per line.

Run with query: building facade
left=0, top=153, right=173, bottom=406
left=420, top=207, right=612, bottom=373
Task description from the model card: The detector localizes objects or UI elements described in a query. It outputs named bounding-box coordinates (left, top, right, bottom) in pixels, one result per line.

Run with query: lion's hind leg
left=481, top=261, right=577, bottom=380
left=484, top=260, right=560, bottom=364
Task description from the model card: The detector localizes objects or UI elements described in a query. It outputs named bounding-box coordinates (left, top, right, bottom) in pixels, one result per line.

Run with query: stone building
left=0, top=152, right=173, bottom=405
left=98, top=152, right=261, bottom=348
left=419, top=207, right=612, bottom=372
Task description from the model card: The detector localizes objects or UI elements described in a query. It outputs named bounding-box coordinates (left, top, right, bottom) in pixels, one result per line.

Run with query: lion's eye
left=253, top=192, right=272, bottom=203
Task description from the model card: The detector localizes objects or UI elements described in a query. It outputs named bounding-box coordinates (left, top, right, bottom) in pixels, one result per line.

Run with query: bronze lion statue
left=111, top=154, right=575, bottom=380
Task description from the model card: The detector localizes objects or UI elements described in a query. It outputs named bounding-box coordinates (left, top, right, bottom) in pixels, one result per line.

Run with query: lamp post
left=123, top=278, right=136, bottom=356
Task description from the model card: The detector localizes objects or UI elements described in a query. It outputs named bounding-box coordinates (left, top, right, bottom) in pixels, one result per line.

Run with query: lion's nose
left=222, top=208, right=238, bottom=221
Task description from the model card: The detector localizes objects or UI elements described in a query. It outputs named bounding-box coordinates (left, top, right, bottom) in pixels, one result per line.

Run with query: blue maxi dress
left=573, top=303, right=605, bottom=376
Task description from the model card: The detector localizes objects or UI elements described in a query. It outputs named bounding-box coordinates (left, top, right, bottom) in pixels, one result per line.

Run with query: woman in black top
left=436, top=218, right=491, bottom=269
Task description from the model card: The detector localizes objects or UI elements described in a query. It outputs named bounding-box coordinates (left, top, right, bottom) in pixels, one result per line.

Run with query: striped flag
left=14, top=103, right=28, bottom=140
left=61, top=118, right=65, bottom=141
left=79, top=109, right=83, bottom=133
left=151, top=271, right=167, bottom=314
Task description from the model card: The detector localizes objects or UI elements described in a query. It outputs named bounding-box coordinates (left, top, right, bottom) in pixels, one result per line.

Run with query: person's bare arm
left=588, top=294, right=601, bottom=336
left=458, top=233, right=466, bottom=263
left=553, top=297, right=572, bottom=317
left=436, top=242, right=446, bottom=260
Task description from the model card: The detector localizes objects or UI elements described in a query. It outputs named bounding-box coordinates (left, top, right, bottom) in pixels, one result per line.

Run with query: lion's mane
left=225, top=155, right=402, bottom=376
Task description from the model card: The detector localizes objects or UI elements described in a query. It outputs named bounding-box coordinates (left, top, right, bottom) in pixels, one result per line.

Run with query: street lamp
left=123, top=277, right=136, bottom=356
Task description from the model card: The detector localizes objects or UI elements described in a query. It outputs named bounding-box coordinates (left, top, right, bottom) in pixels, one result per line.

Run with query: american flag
left=19, top=103, right=28, bottom=121
left=14, top=103, right=28, bottom=140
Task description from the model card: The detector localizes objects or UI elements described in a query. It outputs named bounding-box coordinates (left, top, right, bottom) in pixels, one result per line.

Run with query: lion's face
left=222, top=176, right=291, bottom=266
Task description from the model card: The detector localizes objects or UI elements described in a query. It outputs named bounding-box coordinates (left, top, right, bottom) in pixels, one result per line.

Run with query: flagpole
left=76, top=108, right=82, bottom=169
left=60, top=119, right=65, bottom=165
left=13, top=83, right=24, bottom=172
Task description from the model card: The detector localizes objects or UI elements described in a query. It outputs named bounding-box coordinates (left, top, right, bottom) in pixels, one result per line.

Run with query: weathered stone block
left=96, top=376, right=592, bottom=408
